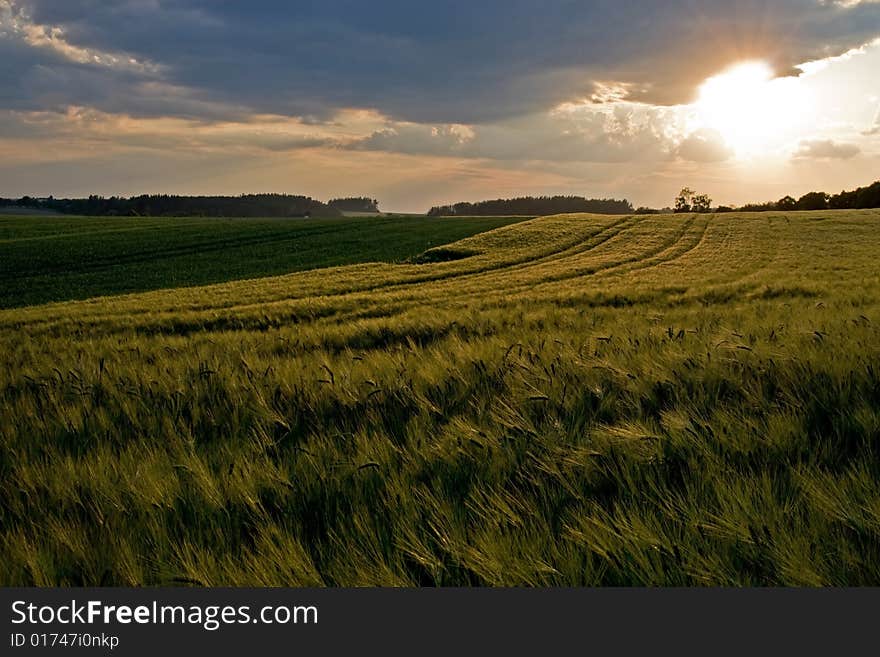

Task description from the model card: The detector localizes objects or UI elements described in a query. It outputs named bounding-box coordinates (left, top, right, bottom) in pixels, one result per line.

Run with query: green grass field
left=0, top=214, right=528, bottom=308
left=2, top=209, right=880, bottom=586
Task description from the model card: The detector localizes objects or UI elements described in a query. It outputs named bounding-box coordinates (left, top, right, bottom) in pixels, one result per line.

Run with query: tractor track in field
left=1, top=215, right=642, bottom=332
left=0, top=214, right=717, bottom=340
left=423, top=215, right=704, bottom=308
left=319, top=214, right=707, bottom=325
left=55, top=215, right=695, bottom=338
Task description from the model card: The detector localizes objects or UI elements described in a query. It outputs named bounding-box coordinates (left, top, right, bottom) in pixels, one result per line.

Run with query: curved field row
left=0, top=214, right=690, bottom=333
left=0, top=213, right=748, bottom=340
left=0, top=215, right=529, bottom=309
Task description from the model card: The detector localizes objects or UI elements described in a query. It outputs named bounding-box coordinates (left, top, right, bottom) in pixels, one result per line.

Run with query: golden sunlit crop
left=3, top=209, right=880, bottom=586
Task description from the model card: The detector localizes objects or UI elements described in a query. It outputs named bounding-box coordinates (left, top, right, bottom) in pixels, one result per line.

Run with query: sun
left=695, top=61, right=809, bottom=157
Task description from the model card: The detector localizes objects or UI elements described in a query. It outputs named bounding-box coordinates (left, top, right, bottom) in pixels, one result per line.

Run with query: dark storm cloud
left=3, top=0, right=880, bottom=123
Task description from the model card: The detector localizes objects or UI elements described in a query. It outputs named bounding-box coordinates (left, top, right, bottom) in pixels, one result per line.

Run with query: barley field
left=2, top=210, right=880, bottom=586
left=0, top=214, right=526, bottom=308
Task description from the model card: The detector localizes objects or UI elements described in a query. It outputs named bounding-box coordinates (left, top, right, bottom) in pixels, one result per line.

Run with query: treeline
left=328, top=197, right=380, bottom=212
left=736, top=180, right=880, bottom=213
left=0, top=194, right=340, bottom=217
left=427, top=196, right=634, bottom=216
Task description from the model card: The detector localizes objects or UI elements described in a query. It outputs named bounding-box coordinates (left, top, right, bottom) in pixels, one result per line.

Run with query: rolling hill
left=2, top=210, right=880, bottom=585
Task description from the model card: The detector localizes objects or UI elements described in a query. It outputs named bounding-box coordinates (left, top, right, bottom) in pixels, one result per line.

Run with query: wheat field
left=2, top=210, right=880, bottom=585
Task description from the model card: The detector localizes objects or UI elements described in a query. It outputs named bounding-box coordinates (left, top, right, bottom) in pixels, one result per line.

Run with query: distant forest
left=328, top=197, right=380, bottom=212
left=732, top=180, right=880, bottom=213
left=0, top=194, right=340, bottom=217
left=427, top=196, right=634, bottom=216
left=4, top=181, right=879, bottom=218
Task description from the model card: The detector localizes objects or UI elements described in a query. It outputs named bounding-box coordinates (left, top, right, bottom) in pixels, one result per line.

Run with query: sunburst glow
left=696, top=61, right=812, bottom=157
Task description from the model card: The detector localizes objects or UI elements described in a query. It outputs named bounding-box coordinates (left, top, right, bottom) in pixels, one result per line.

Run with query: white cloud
left=0, top=0, right=160, bottom=75
left=866, top=106, right=880, bottom=134
left=794, top=138, right=861, bottom=159
left=675, top=129, right=734, bottom=163
left=349, top=104, right=681, bottom=164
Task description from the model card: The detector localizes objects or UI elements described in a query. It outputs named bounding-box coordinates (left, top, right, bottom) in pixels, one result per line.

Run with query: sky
left=1, top=1, right=879, bottom=212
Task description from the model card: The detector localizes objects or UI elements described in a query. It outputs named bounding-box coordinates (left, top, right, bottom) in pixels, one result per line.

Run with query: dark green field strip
left=0, top=215, right=171, bottom=240
left=0, top=222, right=175, bottom=244
left=0, top=215, right=528, bottom=308
left=0, top=216, right=405, bottom=269
left=2, top=221, right=367, bottom=276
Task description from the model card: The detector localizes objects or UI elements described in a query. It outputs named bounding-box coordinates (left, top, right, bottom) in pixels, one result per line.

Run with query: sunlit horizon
left=1, top=1, right=879, bottom=211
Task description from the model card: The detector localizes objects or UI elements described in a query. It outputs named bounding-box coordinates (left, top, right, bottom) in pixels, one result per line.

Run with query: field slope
left=0, top=214, right=526, bottom=308
left=2, top=210, right=880, bottom=586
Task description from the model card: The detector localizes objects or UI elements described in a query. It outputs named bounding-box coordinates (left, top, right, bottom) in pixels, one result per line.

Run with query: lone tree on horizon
left=675, top=188, right=713, bottom=213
